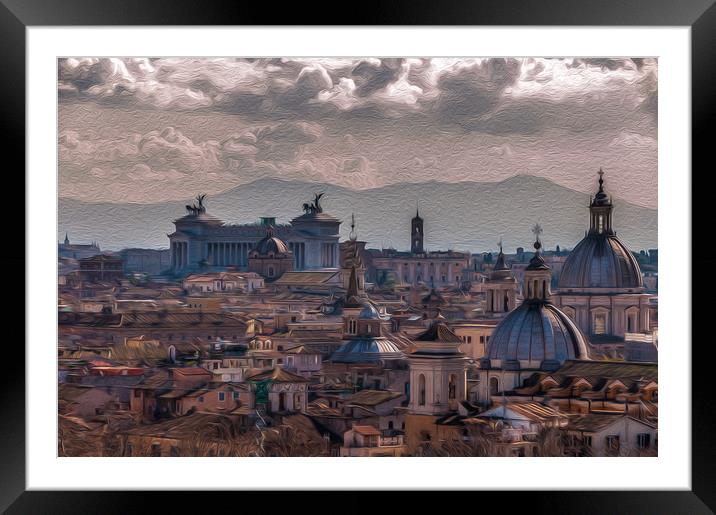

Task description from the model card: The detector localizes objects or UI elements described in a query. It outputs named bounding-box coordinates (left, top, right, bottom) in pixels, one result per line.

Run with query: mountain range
left=58, top=175, right=657, bottom=253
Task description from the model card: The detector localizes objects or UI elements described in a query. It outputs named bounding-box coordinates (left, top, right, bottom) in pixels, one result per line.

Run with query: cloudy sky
left=58, top=57, right=657, bottom=207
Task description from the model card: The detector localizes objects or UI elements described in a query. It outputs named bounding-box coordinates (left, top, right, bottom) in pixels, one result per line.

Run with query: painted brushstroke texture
left=59, top=176, right=656, bottom=253
left=58, top=57, right=657, bottom=249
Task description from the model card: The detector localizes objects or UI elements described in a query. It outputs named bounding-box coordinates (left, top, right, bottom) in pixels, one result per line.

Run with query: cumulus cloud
left=58, top=121, right=325, bottom=202
left=58, top=57, right=658, bottom=206
left=59, top=57, right=657, bottom=135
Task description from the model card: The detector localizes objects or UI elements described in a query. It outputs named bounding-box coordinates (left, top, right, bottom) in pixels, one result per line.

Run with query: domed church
left=552, top=171, right=653, bottom=341
left=474, top=230, right=590, bottom=405
left=247, top=225, right=294, bottom=281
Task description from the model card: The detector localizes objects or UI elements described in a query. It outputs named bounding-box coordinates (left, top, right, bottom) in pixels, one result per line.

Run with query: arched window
left=489, top=377, right=499, bottom=396
left=418, top=374, right=426, bottom=406
left=626, top=307, right=640, bottom=333
left=592, top=310, right=608, bottom=335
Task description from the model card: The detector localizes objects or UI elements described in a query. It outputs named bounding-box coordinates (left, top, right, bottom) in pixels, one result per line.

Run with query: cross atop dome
left=532, top=223, right=543, bottom=250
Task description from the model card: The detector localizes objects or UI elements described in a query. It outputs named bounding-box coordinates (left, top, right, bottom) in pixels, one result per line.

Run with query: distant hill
left=58, top=175, right=657, bottom=253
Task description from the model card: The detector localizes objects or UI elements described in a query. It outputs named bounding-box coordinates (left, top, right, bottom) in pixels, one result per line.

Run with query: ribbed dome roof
left=359, top=302, right=388, bottom=320
left=330, top=337, right=404, bottom=363
left=558, top=234, right=643, bottom=289
left=486, top=301, right=588, bottom=367
left=253, top=227, right=290, bottom=256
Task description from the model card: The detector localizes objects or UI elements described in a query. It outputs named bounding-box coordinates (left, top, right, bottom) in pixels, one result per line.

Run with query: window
left=150, top=443, right=162, bottom=457
left=480, top=336, right=485, bottom=343
left=388, top=421, right=394, bottom=430
left=126, top=443, right=133, bottom=456
left=418, top=374, right=426, bottom=406
left=606, top=435, right=620, bottom=453
left=583, top=436, right=592, bottom=447
left=593, top=313, right=607, bottom=335
left=218, top=392, right=225, bottom=401
left=637, top=433, right=651, bottom=449
left=489, top=377, right=499, bottom=396
left=448, top=374, right=457, bottom=400
left=133, top=389, right=141, bottom=398
left=598, top=215, right=604, bottom=233
left=233, top=391, right=240, bottom=400
left=626, top=308, right=639, bottom=333
left=170, top=446, right=180, bottom=457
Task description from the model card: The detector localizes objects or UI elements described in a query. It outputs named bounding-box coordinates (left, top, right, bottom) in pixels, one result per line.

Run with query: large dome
left=486, top=301, right=589, bottom=369
left=558, top=234, right=643, bottom=290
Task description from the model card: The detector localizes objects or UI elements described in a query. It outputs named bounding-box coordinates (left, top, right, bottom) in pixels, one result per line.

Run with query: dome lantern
left=589, top=168, right=614, bottom=236
left=524, top=224, right=551, bottom=301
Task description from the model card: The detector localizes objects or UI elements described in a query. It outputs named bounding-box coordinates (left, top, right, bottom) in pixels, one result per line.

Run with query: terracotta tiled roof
left=273, top=271, right=340, bottom=285
left=245, top=367, right=310, bottom=383
left=346, top=389, right=402, bottom=407
left=557, top=360, right=657, bottom=381
left=567, top=413, right=655, bottom=432
left=352, top=425, right=381, bottom=436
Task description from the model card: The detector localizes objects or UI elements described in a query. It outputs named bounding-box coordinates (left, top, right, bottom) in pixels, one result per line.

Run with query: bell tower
left=411, top=205, right=424, bottom=254
left=485, top=240, right=518, bottom=315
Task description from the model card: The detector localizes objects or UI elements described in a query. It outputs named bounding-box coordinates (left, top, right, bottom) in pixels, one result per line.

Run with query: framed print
left=3, top=0, right=714, bottom=512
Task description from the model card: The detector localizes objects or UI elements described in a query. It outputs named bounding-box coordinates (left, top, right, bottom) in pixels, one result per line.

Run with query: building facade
left=59, top=234, right=101, bottom=260
left=371, top=209, right=470, bottom=288
left=168, top=194, right=340, bottom=276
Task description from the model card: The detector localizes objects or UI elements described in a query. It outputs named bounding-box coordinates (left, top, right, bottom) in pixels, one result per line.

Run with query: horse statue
left=302, top=192, right=325, bottom=214
left=185, top=193, right=207, bottom=215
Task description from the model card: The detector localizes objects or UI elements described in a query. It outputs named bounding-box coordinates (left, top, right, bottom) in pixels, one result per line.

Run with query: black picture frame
left=3, top=0, right=712, bottom=512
